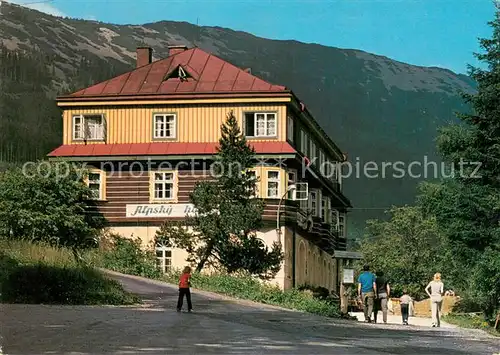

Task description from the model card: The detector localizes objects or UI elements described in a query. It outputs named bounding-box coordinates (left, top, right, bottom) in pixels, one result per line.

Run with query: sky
left=8, top=0, right=498, bottom=74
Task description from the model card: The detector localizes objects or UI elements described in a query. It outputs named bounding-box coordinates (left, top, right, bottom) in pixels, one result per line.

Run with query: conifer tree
left=156, top=111, right=282, bottom=278
left=419, top=4, right=500, bottom=318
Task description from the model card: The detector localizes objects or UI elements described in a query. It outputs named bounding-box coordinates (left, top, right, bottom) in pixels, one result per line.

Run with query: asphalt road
left=1, top=271, right=498, bottom=354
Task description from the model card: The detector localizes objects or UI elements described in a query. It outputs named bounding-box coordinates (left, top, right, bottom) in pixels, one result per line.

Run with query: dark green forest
left=0, top=45, right=129, bottom=164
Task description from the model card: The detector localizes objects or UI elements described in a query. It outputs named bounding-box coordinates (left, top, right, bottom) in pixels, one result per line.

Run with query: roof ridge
left=195, top=48, right=282, bottom=88
left=62, top=46, right=287, bottom=98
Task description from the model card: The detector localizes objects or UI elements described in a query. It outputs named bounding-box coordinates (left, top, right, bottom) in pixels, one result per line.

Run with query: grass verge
left=443, top=314, right=499, bottom=337
left=0, top=239, right=139, bottom=305
left=161, top=270, right=341, bottom=318
left=92, top=234, right=342, bottom=318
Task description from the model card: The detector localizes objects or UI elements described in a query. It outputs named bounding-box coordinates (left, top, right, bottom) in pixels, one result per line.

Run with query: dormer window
left=244, top=112, right=277, bottom=138
left=72, top=114, right=105, bottom=141
left=164, top=65, right=192, bottom=82
left=153, top=113, right=177, bottom=139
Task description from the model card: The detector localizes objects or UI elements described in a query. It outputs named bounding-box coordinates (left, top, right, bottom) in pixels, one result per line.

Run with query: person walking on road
left=400, top=289, right=412, bottom=325
left=177, top=266, right=193, bottom=313
left=373, top=271, right=390, bottom=323
left=358, top=265, right=377, bottom=323
left=425, top=272, right=444, bottom=327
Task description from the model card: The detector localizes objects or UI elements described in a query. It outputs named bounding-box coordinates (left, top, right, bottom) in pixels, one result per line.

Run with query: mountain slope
left=0, top=2, right=476, bottom=234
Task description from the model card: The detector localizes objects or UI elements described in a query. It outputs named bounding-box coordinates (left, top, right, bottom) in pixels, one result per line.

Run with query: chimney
left=168, top=44, right=189, bottom=56
left=136, top=47, right=152, bottom=68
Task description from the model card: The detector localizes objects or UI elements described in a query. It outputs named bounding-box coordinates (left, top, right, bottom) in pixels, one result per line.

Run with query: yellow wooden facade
left=60, top=99, right=290, bottom=145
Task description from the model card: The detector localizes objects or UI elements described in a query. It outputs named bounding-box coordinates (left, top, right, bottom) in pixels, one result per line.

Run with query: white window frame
left=331, top=209, right=340, bottom=232
left=339, top=214, right=345, bottom=238
left=246, top=169, right=259, bottom=198
left=72, top=114, right=105, bottom=141
left=327, top=198, right=332, bottom=224
left=155, top=244, right=172, bottom=273
left=287, top=170, right=296, bottom=200
left=86, top=170, right=104, bottom=200
left=153, top=113, right=177, bottom=139
left=321, top=197, right=328, bottom=223
left=309, top=190, right=318, bottom=216
left=151, top=171, right=177, bottom=202
left=304, top=132, right=309, bottom=157
left=319, top=150, right=325, bottom=175
left=266, top=170, right=280, bottom=198
left=287, top=115, right=294, bottom=142
left=245, top=112, right=277, bottom=138
left=310, top=140, right=317, bottom=161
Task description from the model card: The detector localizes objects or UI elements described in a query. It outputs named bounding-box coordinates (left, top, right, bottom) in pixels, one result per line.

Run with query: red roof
left=64, top=48, right=286, bottom=98
left=47, top=142, right=297, bottom=157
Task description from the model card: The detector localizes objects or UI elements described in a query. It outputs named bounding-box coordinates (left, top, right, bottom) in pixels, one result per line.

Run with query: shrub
left=443, top=314, right=498, bottom=335
left=297, top=284, right=331, bottom=301
left=452, top=295, right=484, bottom=314
left=163, top=270, right=340, bottom=318
left=0, top=238, right=139, bottom=305
left=96, top=233, right=161, bottom=279
left=0, top=162, right=106, bottom=253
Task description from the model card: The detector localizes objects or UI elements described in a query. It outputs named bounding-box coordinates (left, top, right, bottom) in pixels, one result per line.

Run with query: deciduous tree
left=0, top=161, right=106, bottom=260
left=359, top=205, right=445, bottom=299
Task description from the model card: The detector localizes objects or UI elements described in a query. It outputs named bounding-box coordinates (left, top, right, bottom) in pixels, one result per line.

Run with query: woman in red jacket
left=177, top=266, right=193, bottom=312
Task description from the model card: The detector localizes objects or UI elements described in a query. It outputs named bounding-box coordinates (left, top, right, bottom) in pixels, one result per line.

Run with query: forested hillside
left=0, top=2, right=476, bottom=233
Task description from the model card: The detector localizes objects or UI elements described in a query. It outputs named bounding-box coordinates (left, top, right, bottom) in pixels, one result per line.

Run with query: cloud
left=6, top=0, right=67, bottom=17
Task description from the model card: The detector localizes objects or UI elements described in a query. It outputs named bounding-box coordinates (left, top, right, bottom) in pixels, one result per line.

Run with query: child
left=177, top=266, right=192, bottom=312
left=400, top=289, right=412, bottom=325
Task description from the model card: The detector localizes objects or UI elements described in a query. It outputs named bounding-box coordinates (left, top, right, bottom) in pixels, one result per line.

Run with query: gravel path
left=0, top=270, right=498, bottom=354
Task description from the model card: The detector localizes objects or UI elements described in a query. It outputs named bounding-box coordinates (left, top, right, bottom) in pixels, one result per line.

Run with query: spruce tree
left=157, top=111, right=282, bottom=278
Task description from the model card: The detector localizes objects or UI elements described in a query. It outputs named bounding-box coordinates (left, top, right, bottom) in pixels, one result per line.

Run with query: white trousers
left=431, top=298, right=442, bottom=326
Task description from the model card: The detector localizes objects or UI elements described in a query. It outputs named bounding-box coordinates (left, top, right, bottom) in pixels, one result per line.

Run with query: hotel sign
left=126, top=203, right=197, bottom=218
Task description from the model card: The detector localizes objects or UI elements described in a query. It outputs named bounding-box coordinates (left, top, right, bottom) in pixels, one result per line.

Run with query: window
left=331, top=209, right=339, bottom=232
left=309, top=190, right=318, bottom=216
left=73, top=114, right=105, bottom=140
left=327, top=198, right=332, bottom=224
left=321, top=197, right=328, bottom=222
left=153, top=114, right=176, bottom=139
left=152, top=171, right=176, bottom=201
left=287, top=170, right=296, bottom=200
left=287, top=115, right=294, bottom=142
left=267, top=170, right=280, bottom=198
left=319, top=150, right=325, bottom=175
left=165, top=65, right=192, bottom=81
left=301, top=131, right=310, bottom=156
left=339, top=214, right=345, bottom=237
left=245, top=112, right=277, bottom=137
left=86, top=171, right=104, bottom=200
left=247, top=170, right=259, bottom=197
left=310, top=140, right=317, bottom=161
left=155, top=244, right=172, bottom=273
left=327, top=160, right=338, bottom=182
